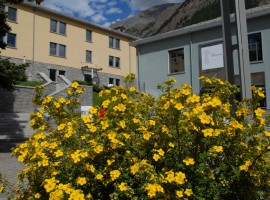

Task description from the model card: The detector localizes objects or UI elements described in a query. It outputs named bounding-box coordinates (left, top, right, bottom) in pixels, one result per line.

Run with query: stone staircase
left=0, top=113, right=32, bottom=152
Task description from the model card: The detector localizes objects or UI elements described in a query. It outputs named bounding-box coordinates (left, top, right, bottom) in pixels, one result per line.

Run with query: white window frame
left=5, top=6, right=17, bottom=22
left=50, top=19, right=66, bottom=35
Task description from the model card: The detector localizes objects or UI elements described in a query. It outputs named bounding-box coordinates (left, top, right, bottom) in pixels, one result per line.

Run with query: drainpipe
left=129, top=40, right=131, bottom=74
left=137, top=47, right=140, bottom=90
left=32, top=7, right=36, bottom=81
left=189, top=32, right=193, bottom=87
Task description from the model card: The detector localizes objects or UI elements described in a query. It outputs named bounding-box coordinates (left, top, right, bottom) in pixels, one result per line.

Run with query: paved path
left=0, top=145, right=25, bottom=200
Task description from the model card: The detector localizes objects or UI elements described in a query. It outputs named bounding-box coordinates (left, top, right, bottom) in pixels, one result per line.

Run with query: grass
left=17, top=81, right=43, bottom=87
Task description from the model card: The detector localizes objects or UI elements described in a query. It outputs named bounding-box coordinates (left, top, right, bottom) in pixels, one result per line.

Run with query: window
left=50, top=42, right=66, bottom=57
left=116, top=79, right=120, bottom=86
left=49, top=69, right=57, bottom=81
left=108, top=78, right=120, bottom=87
left=109, top=56, right=120, bottom=68
left=248, top=32, right=263, bottom=62
left=84, top=74, right=92, bottom=84
left=7, top=7, right=17, bottom=22
left=86, top=30, right=92, bottom=42
left=86, top=50, right=92, bottom=63
left=169, top=48, right=185, bottom=74
left=50, top=19, right=66, bottom=35
left=7, top=33, right=16, bottom=47
left=49, top=69, right=66, bottom=81
left=109, top=36, right=120, bottom=49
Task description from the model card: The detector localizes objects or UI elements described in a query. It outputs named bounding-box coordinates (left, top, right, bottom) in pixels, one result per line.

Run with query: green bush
left=1, top=75, right=270, bottom=199
left=17, top=81, right=43, bottom=87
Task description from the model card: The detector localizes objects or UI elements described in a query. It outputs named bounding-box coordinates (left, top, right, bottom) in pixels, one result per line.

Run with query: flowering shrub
left=1, top=74, right=270, bottom=199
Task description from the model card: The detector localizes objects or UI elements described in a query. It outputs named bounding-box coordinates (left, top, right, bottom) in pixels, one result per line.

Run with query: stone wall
left=0, top=86, right=36, bottom=113
left=5, top=57, right=127, bottom=87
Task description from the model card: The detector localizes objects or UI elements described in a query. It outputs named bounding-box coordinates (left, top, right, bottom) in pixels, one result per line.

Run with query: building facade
left=2, top=2, right=137, bottom=87
left=131, top=5, right=270, bottom=109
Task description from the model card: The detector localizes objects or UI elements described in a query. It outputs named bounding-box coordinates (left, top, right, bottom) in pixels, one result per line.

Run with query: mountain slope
left=110, top=0, right=270, bottom=38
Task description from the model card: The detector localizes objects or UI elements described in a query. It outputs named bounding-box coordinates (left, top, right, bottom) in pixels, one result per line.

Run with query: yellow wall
left=2, top=3, right=137, bottom=76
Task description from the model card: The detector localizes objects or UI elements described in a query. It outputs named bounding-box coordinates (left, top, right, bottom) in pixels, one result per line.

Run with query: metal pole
left=234, top=0, right=252, bottom=99
left=220, top=0, right=235, bottom=85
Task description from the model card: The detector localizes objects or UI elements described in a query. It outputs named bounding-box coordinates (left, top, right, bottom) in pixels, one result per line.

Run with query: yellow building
left=1, top=2, right=137, bottom=86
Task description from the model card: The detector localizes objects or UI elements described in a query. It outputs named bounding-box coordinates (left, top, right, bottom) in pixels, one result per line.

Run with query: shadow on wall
left=0, top=86, right=35, bottom=152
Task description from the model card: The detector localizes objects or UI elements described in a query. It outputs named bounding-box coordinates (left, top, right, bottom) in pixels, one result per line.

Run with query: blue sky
left=42, top=0, right=185, bottom=27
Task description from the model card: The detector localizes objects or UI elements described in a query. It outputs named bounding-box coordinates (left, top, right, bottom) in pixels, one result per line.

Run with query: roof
left=21, top=2, right=139, bottom=40
left=130, top=4, right=270, bottom=47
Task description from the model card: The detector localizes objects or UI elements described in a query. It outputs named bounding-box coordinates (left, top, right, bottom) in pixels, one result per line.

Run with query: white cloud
left=128, top=0, right=185, bottom=11
left=92, top=14, right=107, bottom=23
left=106, top=7, right=123, bottom=15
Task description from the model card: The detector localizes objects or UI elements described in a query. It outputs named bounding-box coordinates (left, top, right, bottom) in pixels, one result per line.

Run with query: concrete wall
left=136, top=14, right=270, bottom=108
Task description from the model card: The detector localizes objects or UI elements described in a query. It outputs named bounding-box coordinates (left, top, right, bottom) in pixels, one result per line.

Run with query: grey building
left=130, top=5, right=270, bottom=109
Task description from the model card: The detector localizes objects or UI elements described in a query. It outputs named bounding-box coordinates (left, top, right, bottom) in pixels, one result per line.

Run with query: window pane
left=7, top=7, right=17, bottom=21
left=59, top=44, right=66, bottom=57
left=50, top=19, right=57, bottom=32
left=169, top=48, right=185, bottom=73
left=109, top=56, right=114, bottom=66
left=116, top=79, right=120, bottom=86
left=59, top=70, right=65, bottom=76
left=50, top=42, right=57, bottom=55
left=115, top=57, right=120, bottom=68
left=49, top=69, right=57, bottom=81
left=248, top=33, right=263, bottom=62
left=84, top=74, right=92, bottom=84
left=86, top=50, right=92, bottom=62
left=115, top=39, right=120, bottom=49
left=109, top=37, right=114, bottom=48
left=59, top=22, right=66, bottom=34
left=7, top=33, right=16, bottom=47
left=109, top=78, right=114, bottom=85
left=86, top=30, right=92, bottom=41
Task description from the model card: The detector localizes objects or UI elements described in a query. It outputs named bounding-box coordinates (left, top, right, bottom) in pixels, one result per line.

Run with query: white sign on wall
left=201, top=43, right=224, bottom=70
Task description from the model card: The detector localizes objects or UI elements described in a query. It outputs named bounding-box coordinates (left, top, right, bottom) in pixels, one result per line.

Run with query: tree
left=0, top=57, right=27, bottom=90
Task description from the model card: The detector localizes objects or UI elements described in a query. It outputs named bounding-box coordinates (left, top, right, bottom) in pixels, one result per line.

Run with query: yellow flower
left=130, top=164, right=139, bottom=174
left=107, top=159, right=115, bottom=166
left=148, top=120, right=156, bottom=126
left=76, top=177, right=87, bottom=185
left=175, top=103, right=184, bottom=110
left=183, top=157, right=195, bottom=166
left=202, top=128, right=214, bottom=137
left=184, top=189, right=193, bottom=196
left=110, top=170, right=121, bottom=181
left=240, top=160, right=252, bottom=171
left=119, top=120, right=126, bottom=128
left=95, top=174, right=103, bottom=180
left=143, top=131, right=153, bottom=140
left=264, top=131, right=270, bottom=137
left=211, top=97, right=222, bottom=107
left=176, top=190, right=184, bottom=198
left=199, top=113, right=212, bottom=124
left=54, top=102, right=60, bottom=108
left=153, top=154, right=160, bottom=161
left=157, top=148, right=165, bottom=156
left=34, top=193, right=41, bottom=198
left=0, top=186, right=4, bottom=193
left=101, top=120, right=109, bottom=130
left=82, top=115, right=91, bottom=124
left=132, top=118, right=140, bottom=123
left=89, top=107, right=98, bottom=114
left=121, top=93, right=127, bottom=99
left=44, top=178, right=58, bottom=193
left=213, top=146, right=223, bottom=153
left=94, top=145, right=103, bottom=154
left=71, top=82, right=79, bottom=89
left=118, top=182, right=128, bottom=191
left=102, top=100, right=111, bottom=108
left=129, top=86, right=136, bottom=92
left=254, top=108, right=265, bottom=117
left=169, top=142, right=175, bottom=148
left=163, top=101, right=170, bottom=110
left=145, top=183, right=164, bottom=198
left=175, top=172, right=186, bottom=184
left=166, top=171, right=175, bottom=182
left=54, top=150, right=63, bottom=157
left=86, top=124, right=97, bottom=133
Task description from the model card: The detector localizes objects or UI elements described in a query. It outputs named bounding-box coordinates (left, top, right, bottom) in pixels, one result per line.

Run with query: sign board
left=201, top=43, right=224, bottom=70
left=81, top=106, right=92, bottom=116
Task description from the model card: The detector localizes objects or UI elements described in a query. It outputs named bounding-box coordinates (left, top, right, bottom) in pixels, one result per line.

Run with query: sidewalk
left=0, top=143, right=25, bottom=200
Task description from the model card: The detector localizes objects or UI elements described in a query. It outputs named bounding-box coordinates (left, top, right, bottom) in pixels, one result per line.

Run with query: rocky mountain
left=110, top=0, right=270, bottom=38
